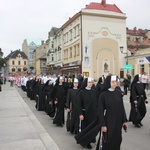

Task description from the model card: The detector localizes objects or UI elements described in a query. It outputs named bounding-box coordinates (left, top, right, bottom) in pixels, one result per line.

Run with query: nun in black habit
left=42, top=80, right=53, bottom=114
left=96, top=75, right=127, bottom=150
left=129, top=74, right=147, bottom=128
left=53, top=76, right=66, bottom=127
left=36, top=78, right=45, bottom=111
left=66, top=78, right=79, bottom=134
left=75, top=77, right=98, bottom=149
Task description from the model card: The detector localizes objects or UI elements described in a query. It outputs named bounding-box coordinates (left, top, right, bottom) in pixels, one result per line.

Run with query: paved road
left=16, top=85, right=150, bottom=150
left=0, top=83, right=59, bottom=150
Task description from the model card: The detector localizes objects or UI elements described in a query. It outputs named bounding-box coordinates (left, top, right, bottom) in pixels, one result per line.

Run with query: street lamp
left=3, top=63, right=6, bottom=84
left=120, top=46, right=128, bottom=65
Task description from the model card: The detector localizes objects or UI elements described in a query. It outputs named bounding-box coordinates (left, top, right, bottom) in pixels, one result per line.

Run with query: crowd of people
left=4, top=72, right=149, bottom=150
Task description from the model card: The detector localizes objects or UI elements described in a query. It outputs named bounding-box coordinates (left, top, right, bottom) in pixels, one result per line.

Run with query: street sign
left=124, top=64, right=132, bottom=70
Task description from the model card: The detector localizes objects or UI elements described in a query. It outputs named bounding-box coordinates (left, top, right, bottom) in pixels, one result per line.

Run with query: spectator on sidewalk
left=10, top=76, right=14, bottom=87
left=0, top=75, right=3, bottom=91
left=123, top=76, right=129, bottom=95
left=126, top=72, right=131, bottom=90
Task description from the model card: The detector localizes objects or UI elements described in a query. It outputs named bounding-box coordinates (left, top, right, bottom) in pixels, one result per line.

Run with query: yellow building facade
left=128, top=48, right=150, bottom=78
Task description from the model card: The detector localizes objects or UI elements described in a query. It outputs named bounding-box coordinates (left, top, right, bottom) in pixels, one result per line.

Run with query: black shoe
left=87, top=144, right=92, bottom=149
left=135, top=124, right=141, bottom=128
left=139, top=122, right=143, bottom=126
left=56, top=124, right=63, bottom=127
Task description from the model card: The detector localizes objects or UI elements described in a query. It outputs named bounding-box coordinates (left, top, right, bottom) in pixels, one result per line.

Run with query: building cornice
left=81, top=11, right=126, bottom=20
left=128, top=52, right=150, bottom=59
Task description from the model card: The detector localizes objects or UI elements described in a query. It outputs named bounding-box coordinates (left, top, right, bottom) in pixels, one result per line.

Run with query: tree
left=0, top=48, right=3, bottom=58
left=0, top=58, right=5, bottom=69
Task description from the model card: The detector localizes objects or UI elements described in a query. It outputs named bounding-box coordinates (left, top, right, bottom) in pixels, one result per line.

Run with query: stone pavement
left=0, top=83, right=60, bottom=150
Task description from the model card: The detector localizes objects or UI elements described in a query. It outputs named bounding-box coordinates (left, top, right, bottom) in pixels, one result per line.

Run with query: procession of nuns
left=21, top=73, right=148, bottom=150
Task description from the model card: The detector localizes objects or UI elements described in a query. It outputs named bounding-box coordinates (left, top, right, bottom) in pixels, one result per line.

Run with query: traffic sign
left=124, top=64, right=132, bottom=70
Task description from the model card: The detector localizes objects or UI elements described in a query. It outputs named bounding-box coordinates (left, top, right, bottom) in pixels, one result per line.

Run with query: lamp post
left=120, top=46, right=128, bottom=65
left=3, top=63, right=6, bottom=84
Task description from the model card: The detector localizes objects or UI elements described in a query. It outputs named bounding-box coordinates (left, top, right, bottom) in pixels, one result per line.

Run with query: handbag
left=66, top=111, right=71, bottom=131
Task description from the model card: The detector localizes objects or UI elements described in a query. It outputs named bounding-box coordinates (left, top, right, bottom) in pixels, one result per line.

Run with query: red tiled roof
left=140, top=41, right=150, bottom=46
left=128, top=41, right=138, bottom=47
left=85, top=2, right=123, bottom=13
left=126, top=27, right=148, bottom=37
left=128, top=48, right=137, bottom=54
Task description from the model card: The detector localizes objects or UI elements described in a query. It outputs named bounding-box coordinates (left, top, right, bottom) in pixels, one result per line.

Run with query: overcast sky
left=1, top=0, right=150, bottom=57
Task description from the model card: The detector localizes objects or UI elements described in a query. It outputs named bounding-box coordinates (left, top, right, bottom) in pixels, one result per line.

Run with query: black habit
left=96, top=75, right=127, bottom=150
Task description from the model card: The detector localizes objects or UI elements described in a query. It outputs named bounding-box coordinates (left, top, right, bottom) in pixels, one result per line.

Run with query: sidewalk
left=0, top=83, right=60, bottom=150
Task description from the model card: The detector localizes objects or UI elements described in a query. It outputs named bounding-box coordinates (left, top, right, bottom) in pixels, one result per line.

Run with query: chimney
left=101, top=0, right=106, bottom=7
left=41, top=40, right=44, bottom=45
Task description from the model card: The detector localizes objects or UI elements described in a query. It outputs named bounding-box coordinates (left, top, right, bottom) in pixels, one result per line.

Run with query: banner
left=136, top=56, right=150, bottom=64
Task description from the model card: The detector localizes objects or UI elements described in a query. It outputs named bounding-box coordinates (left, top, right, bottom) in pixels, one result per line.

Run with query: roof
left=84, top=2, right=123, bottom=13
left=61, top=1, right=123, bottom=29
left=48, top=27, right=60, bottom=37
left=126, top=27, right=148, bottom=37
left=5, top=50, right=28, bottom=60
left=39, top=54, right=46, bottom=60
left=128, top=48, right=137, bottom=54
left=26, top=39, right=42, bottom=46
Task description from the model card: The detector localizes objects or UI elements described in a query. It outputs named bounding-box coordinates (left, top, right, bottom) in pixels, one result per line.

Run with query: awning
left=61, top=66, right=79, bottom=71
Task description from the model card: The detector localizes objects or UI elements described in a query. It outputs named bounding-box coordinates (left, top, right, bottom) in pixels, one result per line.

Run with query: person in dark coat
left=123, top=76, right=129, bottom=95
left=96, top=76, right=104, bottom=97
left=77, top=74, right=83, bottom=88
left=96, top=75, right=127, bottom=150
left=53, top=76, right=66, bottom=127
left=36, top=78, right=45, bottom=111
left=66, top=78, right=79, bottom=134
left=0, top=76, right=3, bottom=92
left=42, top=80, right=53, bottom=114
left=129, top=74, right=147, bottom=128
left=26, top=77, right=33, bottom=98
left=76, top=77, right=98, bottom=149
left=126, top=72, right=131, bottom=90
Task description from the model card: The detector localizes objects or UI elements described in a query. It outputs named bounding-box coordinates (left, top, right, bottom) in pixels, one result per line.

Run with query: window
left=52, top=54, right=54, bottom=61
left=67, top=33, right=68, bottom=42
left=84, top=57, right=89, bottom=65
left=12, top=61, right=15, bottom=65
left=127, top=37, right=130, bottom=41
left=18, top=61, right=20, bottom=65
left=70, top=30, right=72, bottom=41
left=136, top=37, right=140, bottom=42
left=140, top=64, right=144, bottom=74
left=85, top=46, right=88, bottom=54
left=24, top=61, right=26, bottom=65
left=77, top=44, right=80, bottom=56
left=77, top=25, right=80, bottom=36
left=74, top=27, right=76, bottom=38
left=74, top=46, right=76, bottom=57
left=58, top=51, right=61, bottom=60
left=70, top=48, right=72, bottom=58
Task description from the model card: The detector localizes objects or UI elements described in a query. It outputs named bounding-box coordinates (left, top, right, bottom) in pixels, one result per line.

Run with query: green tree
left=0, top=58, right=6, bottom=69
left=0, top=48, right=4, bottom=58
